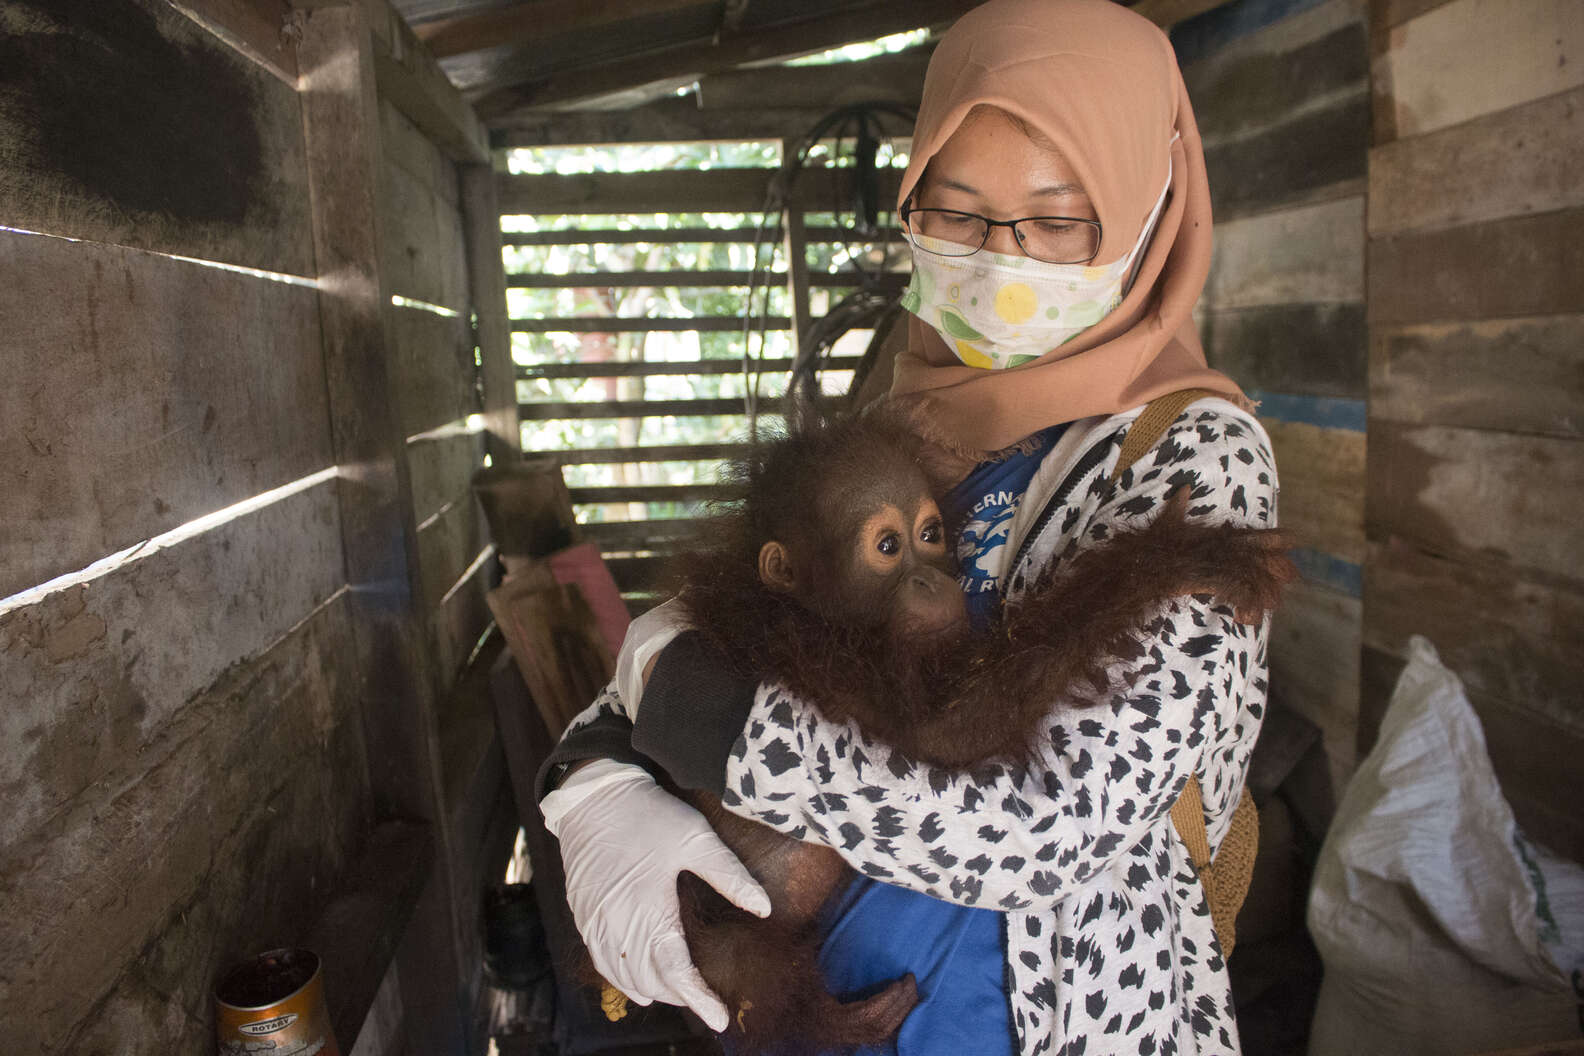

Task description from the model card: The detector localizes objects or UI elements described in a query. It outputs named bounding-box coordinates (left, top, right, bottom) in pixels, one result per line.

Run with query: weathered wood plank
left=557, top=444, right=742, bottom=465
left=1369, top=84, right=1584, bottom=237
left=472, top=0, right=980, bottom=115
left=1203, top=195, right=1364, bottom=310
left=0, top=582, right=367, bottom=1054
left=507, top=269, right=906, bottom=289
left=417, top=0, right=710, bottom=59
left=0, top=0, right=315, bottom=274
left=416, top=490, right=490, bottom=613
left=1202, top=95, right=1369, bottom=221
left=300, top=12, right=468, bottom=1051
left=696, top=47, right=930, bottom=111
left=432, top=551, right=495, bottom=683
left=304, top=821, right=435, bottom=1053
left=0, top=478, right=346, bottom=851
left=1367, top=207, right=1584, bottom=327
left=491, top=98, right=910, bottom=146
left=1366, top=422, right=1584, bottom=582
left=521, top=397, right=759, bottom=420
left=1171, top=0, right=1360, bottom=67
left=583, top=517, right=705, bottom=550
left=503, top=225, right=902, bottom=246
left=1268, top=579, right=1362, bottom=793
left=0, top=228, right=333, bottom=600
left=368, top=0, right=489, bottom=164
left=170, top=0, right=299, bottom=82
left=1197, top=302, right=1366, bottom=399
left=513, top=315, right=790, bottom=333
left=460, top=163, right=522, bottom=466
left=408, top=427, right=487, bottom=525
left=1375, top=0, right=1454, bottom=30
left=496, top=167, right=905, bottom=217
left=379, top=100, right=471, bottom=312
left=1363, top=536, right=1584, bottom=739
left=306, top=12, right=476, bottom=1055
left=521, top=355, right=862, bottom=380
left=571, top=483, right=736, bottom=506
left=1370, top=314, right=1584, bottom=438
left=389, top=306, right=479, bottom=438
left=604, top=553, right=671, bottom=594
left=1375, top=0, right=1584, bottom=140
left=1263, top=418, right=1366, bottom=564
left=381, top=93, right=459, bottom=208
left=1183, top=21, right=1367, bottom=146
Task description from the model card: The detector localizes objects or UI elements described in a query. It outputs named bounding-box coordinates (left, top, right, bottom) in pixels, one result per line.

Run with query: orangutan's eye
left=877, top=533, right=901, bottom=556
left=920, top=519, right=943, bottom=545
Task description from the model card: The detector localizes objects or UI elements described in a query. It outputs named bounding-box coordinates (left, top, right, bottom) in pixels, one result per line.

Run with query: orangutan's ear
left=758, top=541, right=797, bottom=593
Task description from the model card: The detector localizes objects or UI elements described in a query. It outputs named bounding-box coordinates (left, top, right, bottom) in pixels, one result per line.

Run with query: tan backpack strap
left=1169, top=775, right=1213, bottom=870
left=1114, top=388, right=1259, bottom=954
left=1107, top=387, right=1222, bottom=485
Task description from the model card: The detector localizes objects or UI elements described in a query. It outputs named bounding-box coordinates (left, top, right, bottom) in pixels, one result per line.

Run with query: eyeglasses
left=900, top=201, right=1103, bottom=265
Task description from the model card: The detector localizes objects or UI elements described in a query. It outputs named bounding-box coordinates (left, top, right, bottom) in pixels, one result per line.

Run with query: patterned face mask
left=900, top=163, right=1172, bottom=370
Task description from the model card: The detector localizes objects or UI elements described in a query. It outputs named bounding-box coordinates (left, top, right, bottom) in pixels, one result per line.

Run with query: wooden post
left=461, top=163, right=522, bottom=464
left=781, top=140, right=813, bottom=360
left=297, top=7, right=469, bottom=1052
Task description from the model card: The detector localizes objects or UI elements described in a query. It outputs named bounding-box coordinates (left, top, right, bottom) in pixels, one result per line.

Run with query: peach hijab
left=890, top=0, right=1247, bottom=454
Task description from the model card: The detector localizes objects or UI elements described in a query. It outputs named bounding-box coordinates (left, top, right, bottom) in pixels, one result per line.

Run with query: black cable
left=738, top=100, right=917, bottom=433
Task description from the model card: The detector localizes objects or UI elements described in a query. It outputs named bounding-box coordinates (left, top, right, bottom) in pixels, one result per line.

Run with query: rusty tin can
left=215, top=947, right=341, bottom=1056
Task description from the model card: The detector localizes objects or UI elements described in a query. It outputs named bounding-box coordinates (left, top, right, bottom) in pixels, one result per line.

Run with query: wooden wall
left=1176, top=0, right=1370, bottom=792
left=0, top=0, right=517, bottom=1051
left=1363, top=0, right=1584, bottom=862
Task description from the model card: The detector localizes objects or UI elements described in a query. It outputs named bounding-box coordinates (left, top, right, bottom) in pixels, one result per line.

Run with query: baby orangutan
left=656, top=409, right=1294, bottom=1053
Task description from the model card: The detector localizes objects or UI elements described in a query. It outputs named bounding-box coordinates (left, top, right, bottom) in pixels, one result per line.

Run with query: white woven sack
left=1306, top=636, right=1584, bottom=1055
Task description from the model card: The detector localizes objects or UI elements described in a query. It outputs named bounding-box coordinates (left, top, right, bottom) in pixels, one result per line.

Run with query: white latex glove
left=540, top=757, right=771, bottom=1031
left=613, top=597, right=690, bottom=722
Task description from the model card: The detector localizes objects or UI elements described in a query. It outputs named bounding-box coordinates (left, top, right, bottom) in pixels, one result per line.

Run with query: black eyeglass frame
left=899, top=199, right=1104, bottom=265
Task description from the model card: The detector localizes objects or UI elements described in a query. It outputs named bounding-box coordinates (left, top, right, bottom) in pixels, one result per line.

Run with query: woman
left=540, top=1, right=1276, bottom=1053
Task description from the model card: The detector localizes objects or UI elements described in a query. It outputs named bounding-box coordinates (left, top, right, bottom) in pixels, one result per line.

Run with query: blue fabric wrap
left=809, top=423, right=1067, bottom=1055
left=817, top=879, right=1013, bottom=1056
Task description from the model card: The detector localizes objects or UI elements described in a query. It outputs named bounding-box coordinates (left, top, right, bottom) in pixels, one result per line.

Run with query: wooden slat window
left=499, top=139, right=911, bottom=603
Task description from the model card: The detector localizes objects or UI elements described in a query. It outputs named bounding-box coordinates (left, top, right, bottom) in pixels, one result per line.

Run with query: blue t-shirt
left=813, top=424, right=1067, bottom=1055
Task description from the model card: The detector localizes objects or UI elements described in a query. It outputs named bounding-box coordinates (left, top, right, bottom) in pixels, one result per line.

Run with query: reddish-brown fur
left=663, top=411, right=1295, bottom=1053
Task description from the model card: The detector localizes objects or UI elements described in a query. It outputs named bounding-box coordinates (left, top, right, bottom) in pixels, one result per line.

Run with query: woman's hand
left=540, top=758, right=771, bottom=1031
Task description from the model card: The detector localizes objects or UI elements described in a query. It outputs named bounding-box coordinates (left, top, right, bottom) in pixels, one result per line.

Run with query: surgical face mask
left=899, top=161, right=1172, bottom=370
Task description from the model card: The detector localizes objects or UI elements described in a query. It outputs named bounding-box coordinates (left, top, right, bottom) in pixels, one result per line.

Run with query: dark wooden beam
left=570, top=483, right=739, bottom=504
left=696, top=47, right=929, bottom=111
left=461, top=164, right=521, bottom=463
left=297, top=7, right=466, bottom=1051
left=521, top=397, right=769, bottom=419
left=583, top=517, right=706, bottom=547
left=416, top=0, right=714, bottom=60
left=502, top=225, right=901, bottom=245
left=507, top=268, right=904, bottom=288
left=496, top=165, right=904, bottom=215
left=1127, top=0, right=1238, bottom=27
left=365, top=0, right=489, bottom=163
left=490, top=97, right=915, bottom=145
left=511, top=315, right=789, bottom=332
left=302, top=821, right=434, bottom=1051
left=520, top=355, right=861, bottom=379
left=474, top=0, right=980, bottom=119
left=557, top=444, right=739, bottom=464
left=169, top=0, right=299, bottom=81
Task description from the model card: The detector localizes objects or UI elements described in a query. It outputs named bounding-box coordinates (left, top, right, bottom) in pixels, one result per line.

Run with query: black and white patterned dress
left=559, top=398, right=1278, bottom=1056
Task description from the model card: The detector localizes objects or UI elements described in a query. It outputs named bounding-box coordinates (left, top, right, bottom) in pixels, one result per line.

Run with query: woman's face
left=913, top=108, right=1097, bottom=257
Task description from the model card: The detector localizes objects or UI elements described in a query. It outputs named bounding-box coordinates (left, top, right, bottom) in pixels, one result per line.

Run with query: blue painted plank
left=1170, top=0, right=1332, bottom=67
left=1249, top=389, right=1367, bottom=432
left=1289, top=546, right=1362, bottom=598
